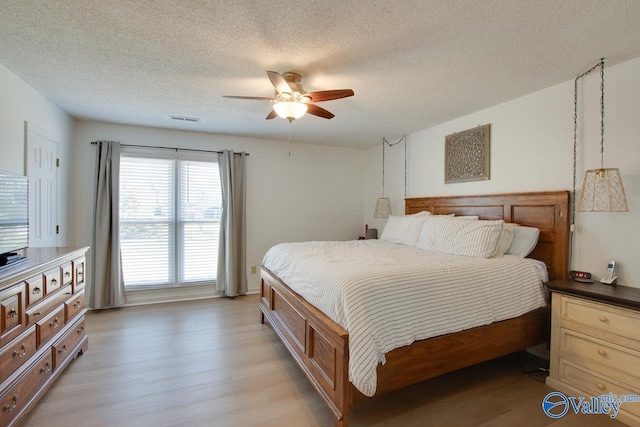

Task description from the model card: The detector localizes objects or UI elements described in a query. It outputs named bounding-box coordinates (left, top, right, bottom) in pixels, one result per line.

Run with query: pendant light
left=374, top=138, right=392, bottom=218
left=374, top=136, right=407, bottom=218
left=576, top=58, right=628, bottom=212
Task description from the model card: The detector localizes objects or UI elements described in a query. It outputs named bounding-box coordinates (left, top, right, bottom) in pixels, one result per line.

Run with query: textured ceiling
left=1, top=0, right=640, bottom=149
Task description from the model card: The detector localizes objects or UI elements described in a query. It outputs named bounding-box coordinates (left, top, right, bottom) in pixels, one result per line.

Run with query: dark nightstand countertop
left=546, top=279, right=640, bottom=311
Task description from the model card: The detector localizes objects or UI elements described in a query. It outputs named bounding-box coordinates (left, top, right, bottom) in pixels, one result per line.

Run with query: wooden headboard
left=405, top=191, right=570, bottom=280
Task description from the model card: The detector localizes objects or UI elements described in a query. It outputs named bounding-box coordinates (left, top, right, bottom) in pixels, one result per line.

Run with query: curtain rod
left=90, top=141, right=249, bottom=156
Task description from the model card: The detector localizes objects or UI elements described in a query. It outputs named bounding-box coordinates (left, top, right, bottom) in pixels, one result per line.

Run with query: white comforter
left=262, top=240, right=547, bottom=397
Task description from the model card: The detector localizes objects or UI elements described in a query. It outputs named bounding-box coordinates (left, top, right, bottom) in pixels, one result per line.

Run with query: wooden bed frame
left=259, top=191, right=569, bottom=426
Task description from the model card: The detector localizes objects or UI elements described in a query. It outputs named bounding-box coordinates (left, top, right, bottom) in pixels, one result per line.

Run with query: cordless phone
left=600, top=260, right=617, bottom=285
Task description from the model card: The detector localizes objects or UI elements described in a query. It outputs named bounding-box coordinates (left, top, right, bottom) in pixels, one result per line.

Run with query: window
left=119, top=148, right=221, bottom=290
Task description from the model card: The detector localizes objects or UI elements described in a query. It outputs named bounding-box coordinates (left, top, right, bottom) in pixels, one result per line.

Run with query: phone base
left=600, top=276, right=618, bottom=285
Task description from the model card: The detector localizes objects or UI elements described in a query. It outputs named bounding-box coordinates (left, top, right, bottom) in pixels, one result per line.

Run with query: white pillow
left=506, top=225, right=540, bottom=257
left=455, top=215, right=479, bottom=220
left=380, top=214, right=426, bottom=246
left=416, top=216, right=504, bottom=258
left=493, top=223, right=515, bottom=258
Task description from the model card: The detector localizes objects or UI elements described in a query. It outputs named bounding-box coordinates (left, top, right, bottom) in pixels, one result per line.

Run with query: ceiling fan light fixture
left=273, top=101, right=307, bottom=120
left=223, top=71, right=353, bottom=120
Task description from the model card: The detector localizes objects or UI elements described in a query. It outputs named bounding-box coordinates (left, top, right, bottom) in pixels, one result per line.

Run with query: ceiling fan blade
left=307, top=89, right=354, bottom=102
left=306, top=104, right=335, bottom=119
left=223, top=95, right=274, bottom=101
left=267, top=71, right=292, bottom=95
left=265, top=109, right=278, bottom=120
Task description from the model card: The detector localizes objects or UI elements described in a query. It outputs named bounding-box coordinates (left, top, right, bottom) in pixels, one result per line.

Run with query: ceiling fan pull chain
left=288, top=119, right=293, bottom=157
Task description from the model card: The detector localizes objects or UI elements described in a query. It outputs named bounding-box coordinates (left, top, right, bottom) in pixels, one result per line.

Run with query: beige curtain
left=217, top=150, right=247, bottom=297
left=89, top=141, right=126, bottom=309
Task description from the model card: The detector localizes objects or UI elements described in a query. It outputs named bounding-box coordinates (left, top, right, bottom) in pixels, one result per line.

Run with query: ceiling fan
left=223, top=71, right=354, bottom=121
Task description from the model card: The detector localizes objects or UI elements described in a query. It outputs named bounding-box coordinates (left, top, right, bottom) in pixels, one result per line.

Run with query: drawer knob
left=50, top=317, right=59, bottom=329
left=73, top=301, right=81, bottom=308
left=596, top=382, right=606, bottom=391
left=8, top=308, right=17, bottom=318
left=597, top=349, right=608, bottom=357
left=12, top=344, right=27, bottom=358
left=599, top=315, right=608, bottom=322
left=33, top=287, right=41, bottom=295
left=40, top=362, right=51, bottom=374
left=77, top=326, right=85, bottom=335
left=58, top=345, right=67, bottom=355
left=65, top=271, right=71, bottom=277
left=51, top=278, right=57, bottom=285
left=3, top=394, right=18, bottom=412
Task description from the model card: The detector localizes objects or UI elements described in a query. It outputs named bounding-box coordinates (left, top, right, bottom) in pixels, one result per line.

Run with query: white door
left=26, top=122, right=58, bottom=247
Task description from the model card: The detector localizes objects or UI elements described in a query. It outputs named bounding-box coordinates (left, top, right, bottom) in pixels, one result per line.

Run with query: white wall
left=0, top=63, right=76, bottom=246
left=72, top=121, right=365, bottom=293
left=365, top=56, right=640, bottom=288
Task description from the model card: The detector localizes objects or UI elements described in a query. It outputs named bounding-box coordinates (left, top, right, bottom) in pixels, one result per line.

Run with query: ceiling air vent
left=169, top=115, right=200, bottom=123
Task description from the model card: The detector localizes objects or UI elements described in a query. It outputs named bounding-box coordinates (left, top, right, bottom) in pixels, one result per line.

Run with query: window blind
left=178, top=160, right=221, bottom=283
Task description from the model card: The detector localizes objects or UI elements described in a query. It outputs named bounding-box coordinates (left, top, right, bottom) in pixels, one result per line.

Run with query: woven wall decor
left=445, top=124, right=491, bottom=183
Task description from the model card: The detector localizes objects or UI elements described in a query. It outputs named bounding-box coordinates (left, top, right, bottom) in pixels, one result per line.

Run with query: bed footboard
left=259, top=267, right=350, bottom=427
left=372, top=304, right=550, bottom=396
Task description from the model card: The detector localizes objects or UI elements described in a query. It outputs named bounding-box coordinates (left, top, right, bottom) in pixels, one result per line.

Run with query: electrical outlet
left=251, top=266, right=257, bottom=275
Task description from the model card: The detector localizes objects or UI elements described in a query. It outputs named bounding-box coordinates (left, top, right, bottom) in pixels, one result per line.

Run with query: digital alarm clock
left=569, top=270, right=593, bottom=283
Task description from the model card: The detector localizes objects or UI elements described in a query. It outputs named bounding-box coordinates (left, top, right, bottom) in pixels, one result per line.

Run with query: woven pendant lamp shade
left=373, top=197, right=392, bottom=218
left=578, top=168, right=628, bottom=212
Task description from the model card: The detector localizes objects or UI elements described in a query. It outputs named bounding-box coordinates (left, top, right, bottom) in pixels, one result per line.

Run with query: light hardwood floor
left=24, top=294, right=625, bottom=427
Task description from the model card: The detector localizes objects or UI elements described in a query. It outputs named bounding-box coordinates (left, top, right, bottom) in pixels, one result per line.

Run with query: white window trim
left=120, top=146, right=221, bottom=293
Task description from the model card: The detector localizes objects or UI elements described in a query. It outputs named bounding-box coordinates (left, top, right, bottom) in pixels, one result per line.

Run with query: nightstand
left=546, top=280, right=640, bottom=425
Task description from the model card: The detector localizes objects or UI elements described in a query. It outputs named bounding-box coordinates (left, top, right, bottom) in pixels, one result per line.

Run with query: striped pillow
left=416, top=215, right=504, bottom=258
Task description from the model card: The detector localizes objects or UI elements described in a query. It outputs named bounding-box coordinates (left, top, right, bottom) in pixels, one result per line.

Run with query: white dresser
left=547, top=280, right=640, bottom=426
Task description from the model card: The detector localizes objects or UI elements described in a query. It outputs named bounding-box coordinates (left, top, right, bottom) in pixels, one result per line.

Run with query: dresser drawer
left=0, top=327, right=37, bottom=385
left=0, top=351, right=52, bottom=427
left=26, top=285, right=73, bottom=329
left=25, top=275, right=44, bottom=307
left=61, top=262, right=73, bottom=286
left=1, top=284, right=26, bottom=347
left=561, top=295, right=640, bottom=342
left=44, top=268, right=62, bottom=295
left=560, top=328, right=640, bottom=383
left=52, top=318, right=86, bottom=370
left=36, top=306, right=65, bottom=348
left=559, top=359, right=640, bottom=419
left=64, top=290, right=85, bottom=323
left=73, top=257, right=86, bottom=293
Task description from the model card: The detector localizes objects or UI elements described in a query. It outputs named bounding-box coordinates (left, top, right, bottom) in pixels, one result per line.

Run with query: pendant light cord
left=571, top=57, right=605, bottom=267
left=599, top=58, right=605, bottom=170
left=382, top=138, right=385, bottom=197
left=382, top=135, right=408, bottom=199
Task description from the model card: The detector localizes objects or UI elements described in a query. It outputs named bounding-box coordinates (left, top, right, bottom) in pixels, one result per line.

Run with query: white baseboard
left=121, top=285, right=260, bottom=307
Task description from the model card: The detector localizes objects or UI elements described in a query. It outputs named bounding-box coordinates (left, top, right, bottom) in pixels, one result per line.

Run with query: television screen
left=0, top=170, right=29, bottom=257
